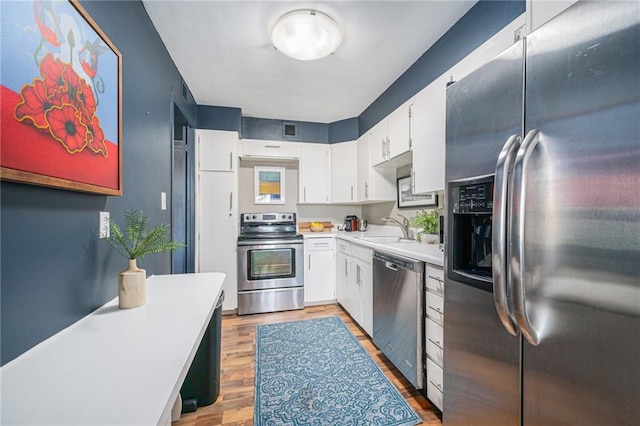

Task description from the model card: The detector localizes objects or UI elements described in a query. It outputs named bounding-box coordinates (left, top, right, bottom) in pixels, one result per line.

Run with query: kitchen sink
left=355, top=236, right=414, bottom=243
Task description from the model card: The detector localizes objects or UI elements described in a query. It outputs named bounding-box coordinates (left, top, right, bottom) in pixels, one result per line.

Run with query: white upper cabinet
left=198, top=129, right=237, bottom=172
left=411, top=76, right=447, bottom=194
left=331, top=141, right=358, bottom=203
left=240, top=139, right=302, bottom=159
left=411, top=14, right=526, bottom=194
left=369, top=121, right=388, bottom=166
left=387, top=102, right=412, bottom=159
left=357, top=133, right=396, bottom=203
left=369, top=104, right=413, bottom=168
left=299, top=143, right=331, bottom=204
left=527, top=0, right=579, bottom=33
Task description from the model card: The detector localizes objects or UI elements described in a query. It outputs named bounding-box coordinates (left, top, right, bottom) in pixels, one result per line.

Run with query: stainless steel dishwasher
left=373, top=251, right=424, bottom=389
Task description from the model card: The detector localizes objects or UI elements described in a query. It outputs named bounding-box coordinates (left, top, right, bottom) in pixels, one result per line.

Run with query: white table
left=0, top=272, right=225, bottom=425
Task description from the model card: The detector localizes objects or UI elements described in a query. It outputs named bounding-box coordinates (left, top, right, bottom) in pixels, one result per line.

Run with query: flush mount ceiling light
left=271, top=9, right=342, bottom=61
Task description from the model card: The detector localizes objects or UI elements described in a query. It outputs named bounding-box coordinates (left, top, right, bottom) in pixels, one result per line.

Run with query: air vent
left=283, top=123, right=297, bottom=137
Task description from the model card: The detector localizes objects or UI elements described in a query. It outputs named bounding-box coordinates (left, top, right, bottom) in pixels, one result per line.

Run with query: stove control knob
left=288, top=215, right=292, bottom=220
left=252, top=215, right=257, bottom=219
left=282, top=214, right=286, bottom=219
left=245, top=215, right=250, bottom=221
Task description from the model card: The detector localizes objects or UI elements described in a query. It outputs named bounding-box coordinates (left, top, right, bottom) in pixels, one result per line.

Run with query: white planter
left=420, top=233, right=439, bottom=244
left=118, top=259, right=146, bottom=309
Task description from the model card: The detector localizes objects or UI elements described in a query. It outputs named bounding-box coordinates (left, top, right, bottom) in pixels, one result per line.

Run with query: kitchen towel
left=254, top=316, right=421, bottom=425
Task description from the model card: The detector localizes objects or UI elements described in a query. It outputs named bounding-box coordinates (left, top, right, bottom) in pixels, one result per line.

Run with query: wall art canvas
left=1, top=0, right=122, bottom=195
left=254, top=166, right=285, bottom=204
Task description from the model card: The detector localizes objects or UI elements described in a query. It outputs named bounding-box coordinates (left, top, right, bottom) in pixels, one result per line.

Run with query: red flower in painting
left=62, top=63, right=81, bottom=100
left=76, top=79, right=97, bottom=116
left=84, top=112, right=108, bottom=157
left=45, top=104, right=89, bottom=154
left=33, top=0, right=61, bottom=47
left=14, top=79, right=55, bottom=129
left=40, top=53, right=67, bottom=96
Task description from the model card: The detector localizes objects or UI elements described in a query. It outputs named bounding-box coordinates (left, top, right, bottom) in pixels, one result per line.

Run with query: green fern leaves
left=105, top=209, right=183, bottom=263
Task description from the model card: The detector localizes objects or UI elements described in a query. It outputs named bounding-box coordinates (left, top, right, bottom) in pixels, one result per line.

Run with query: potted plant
left=105, top=209, right=183, bottom=309
left=410, top=209, right=440, bottom=244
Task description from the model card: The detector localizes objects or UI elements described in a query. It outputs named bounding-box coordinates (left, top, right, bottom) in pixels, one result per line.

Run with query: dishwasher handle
left=373, top=251, right=424, bottom=273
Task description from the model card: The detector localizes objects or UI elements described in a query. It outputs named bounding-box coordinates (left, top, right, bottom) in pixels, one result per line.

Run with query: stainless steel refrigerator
left=443, top=2, right=639, bottom=425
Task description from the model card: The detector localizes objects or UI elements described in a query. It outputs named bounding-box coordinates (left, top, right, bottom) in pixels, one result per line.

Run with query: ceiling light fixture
left=271, top=9, right=342, bottom=61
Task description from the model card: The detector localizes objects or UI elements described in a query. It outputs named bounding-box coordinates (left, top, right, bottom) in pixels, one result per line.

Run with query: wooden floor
left=176, top=303, right=443, bottom=426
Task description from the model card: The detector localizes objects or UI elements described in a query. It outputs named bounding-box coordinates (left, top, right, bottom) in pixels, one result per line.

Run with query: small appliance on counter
left=358, top=218, right=368, bottom=231
left=344, top=215, right=359, bottom=231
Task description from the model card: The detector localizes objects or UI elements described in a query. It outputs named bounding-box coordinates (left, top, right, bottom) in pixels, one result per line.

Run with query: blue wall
left=197, top=105, right=242, bottom=132
left=359, top=0, right=525, bottom=134
left=0, top=0, right=197, bottom=365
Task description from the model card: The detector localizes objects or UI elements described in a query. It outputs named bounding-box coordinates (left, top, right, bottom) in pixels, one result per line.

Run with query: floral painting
left=1, top=0, right=122, bottom=195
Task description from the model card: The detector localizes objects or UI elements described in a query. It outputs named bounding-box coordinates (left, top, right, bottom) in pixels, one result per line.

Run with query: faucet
left=382, top=214, right=410, bottom=239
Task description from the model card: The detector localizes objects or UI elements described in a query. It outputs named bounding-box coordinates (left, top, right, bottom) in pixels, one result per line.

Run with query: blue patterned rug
left=254, top=316, right=422, bottom=426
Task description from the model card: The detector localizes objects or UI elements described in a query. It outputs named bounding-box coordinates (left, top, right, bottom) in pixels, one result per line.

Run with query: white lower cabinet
left=304, top=237, right=336, bottom=304
left=336, top=239, right=373, bottom=336
left=353, top=256, right=373, bottom=336
left=336, top=240, right=351, bottom=311
left=424, top=263, right=445, bottom=411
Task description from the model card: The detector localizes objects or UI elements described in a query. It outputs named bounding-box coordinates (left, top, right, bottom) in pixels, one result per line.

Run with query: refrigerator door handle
left=492, top=134, right=521, bottom=336
left=511, top=129, right=541, bottom=346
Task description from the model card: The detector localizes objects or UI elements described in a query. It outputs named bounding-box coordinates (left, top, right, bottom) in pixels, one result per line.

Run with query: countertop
left=0, top=272, right=225, bottom=426
left=301, top=229, right=444, bottom=267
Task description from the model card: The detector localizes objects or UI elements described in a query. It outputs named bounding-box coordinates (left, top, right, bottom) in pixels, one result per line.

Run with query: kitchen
left=1, top=1, right=638, bottom=425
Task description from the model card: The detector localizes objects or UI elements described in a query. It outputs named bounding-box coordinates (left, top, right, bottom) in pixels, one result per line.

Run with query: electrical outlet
left=99, top=211, right=110, bottom=238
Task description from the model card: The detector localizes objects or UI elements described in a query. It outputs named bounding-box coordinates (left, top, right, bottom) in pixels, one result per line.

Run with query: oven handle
left=237, top=240, right=303, bottom=247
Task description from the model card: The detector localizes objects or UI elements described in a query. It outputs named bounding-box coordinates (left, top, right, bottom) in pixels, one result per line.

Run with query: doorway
left=172, top=104, right=195, bottom=273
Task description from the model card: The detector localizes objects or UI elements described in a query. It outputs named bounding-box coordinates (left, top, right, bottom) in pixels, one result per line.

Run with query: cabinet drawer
left=241, top=139, right=301, bottom=158
left=425, top=291, right=444, bottom=325
left=336, top=239, right=351, bottom=255
left=426, top=267, right=444, bottom=296
left=425, top=318, right=444, bottom=368
left=426, top=358, right=444, bottom=411
left=351, top=244, right=372, bottom=263
left=305, top=237, right=335, bottom=251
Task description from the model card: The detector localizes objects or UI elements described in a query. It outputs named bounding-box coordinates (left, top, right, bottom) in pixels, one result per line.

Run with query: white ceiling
left=143, top=0, right=476, bottom=123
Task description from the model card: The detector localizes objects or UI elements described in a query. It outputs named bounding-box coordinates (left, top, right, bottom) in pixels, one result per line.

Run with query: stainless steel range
left=237, top=213, right=304, bottom=315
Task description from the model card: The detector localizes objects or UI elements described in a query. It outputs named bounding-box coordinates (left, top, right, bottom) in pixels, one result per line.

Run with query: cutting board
left=298, top=221, right=334, bottom=232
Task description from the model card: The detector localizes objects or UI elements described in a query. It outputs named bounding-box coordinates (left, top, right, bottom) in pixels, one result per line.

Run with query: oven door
left=237, top=241, right=303, bottom=291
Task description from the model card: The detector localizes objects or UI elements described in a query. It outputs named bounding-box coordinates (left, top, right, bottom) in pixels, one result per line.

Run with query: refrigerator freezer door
left=443, top=41, right=525, bottom=425
left=521, top=2, right=640, bottom=424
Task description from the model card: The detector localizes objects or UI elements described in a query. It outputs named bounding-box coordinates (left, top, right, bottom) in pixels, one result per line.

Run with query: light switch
left=99, top=211, right=110, bottom=238
left=161, top=192, right=167, bottom=210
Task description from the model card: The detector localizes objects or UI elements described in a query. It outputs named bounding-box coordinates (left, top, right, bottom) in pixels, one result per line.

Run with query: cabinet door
left=359, top=258, right=373, bottom=336
left=528, top=0, right=579, bottom=32
left=331, top=141, right=357, bottom=203
left=388, top=103, right=412, bottom=159
left=369, top=121, right=388, bottom=166
left=300, top=143, right=331, bottom=203
left=350, top=260, right=363, bottom=325
left=356, top=134, right=370, bottom=201
left=197, top=129, right=238, bottom=172
left=197, top=171, right=237, bottom=310
left=306, top=249, right=336, bottom=303
left=240, top=139, right=302, bottom=158
left=412, top=77, right=446, bottom=194
left=336, top=250, right=350, bottom=310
